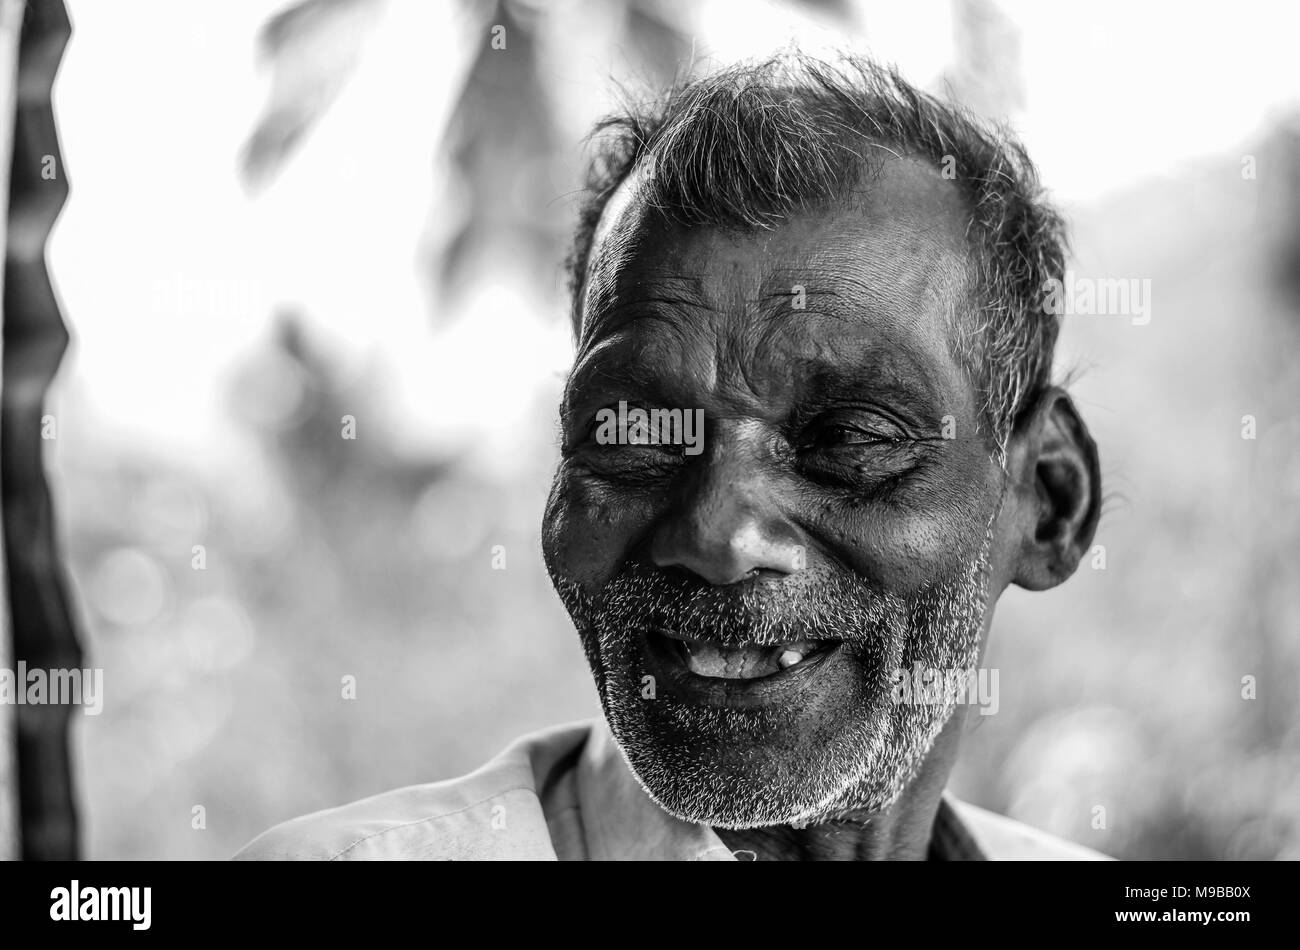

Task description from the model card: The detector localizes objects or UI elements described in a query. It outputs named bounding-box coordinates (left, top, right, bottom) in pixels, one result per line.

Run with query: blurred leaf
left=240, top=0, right=385, bottom=191
left=436, top=0, right=564, bottom=304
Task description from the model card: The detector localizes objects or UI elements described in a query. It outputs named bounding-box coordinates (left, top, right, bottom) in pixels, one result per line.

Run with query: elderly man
left=238, top=53, right=1105, bottom=861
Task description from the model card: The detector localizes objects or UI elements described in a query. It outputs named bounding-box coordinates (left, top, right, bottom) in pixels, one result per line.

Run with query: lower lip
left=640, top=629, right=844, bottom=708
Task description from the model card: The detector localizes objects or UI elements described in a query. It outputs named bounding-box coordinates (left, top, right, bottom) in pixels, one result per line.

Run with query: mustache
left=578, top=562, right=910, bottom=648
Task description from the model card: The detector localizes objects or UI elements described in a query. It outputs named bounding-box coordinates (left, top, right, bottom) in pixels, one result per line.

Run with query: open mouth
left=649, top=628, right=840, bottom=680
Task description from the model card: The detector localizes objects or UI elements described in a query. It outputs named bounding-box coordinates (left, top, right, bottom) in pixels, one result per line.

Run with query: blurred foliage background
left=43, top=0, right=1300, bottom=859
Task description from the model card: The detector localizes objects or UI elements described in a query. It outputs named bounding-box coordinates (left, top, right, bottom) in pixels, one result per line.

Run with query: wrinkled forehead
left=576, top=154, right=977, bottom=359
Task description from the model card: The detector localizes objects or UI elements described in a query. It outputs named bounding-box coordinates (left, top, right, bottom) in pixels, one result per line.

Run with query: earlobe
left=1008, top=388, right=1102, bottom=591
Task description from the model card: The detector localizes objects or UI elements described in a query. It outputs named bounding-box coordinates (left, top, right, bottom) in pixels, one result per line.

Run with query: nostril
left=653, top=564, right=704, bottom=586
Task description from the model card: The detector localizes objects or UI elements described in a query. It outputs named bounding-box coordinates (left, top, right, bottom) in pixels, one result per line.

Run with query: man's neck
left=711, top=715, right=963, bottom=861
left=713, top=796, right=942, bottom=860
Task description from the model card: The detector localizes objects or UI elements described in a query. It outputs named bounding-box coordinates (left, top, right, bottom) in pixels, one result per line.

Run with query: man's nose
left=649, top=423, right=805, bottom=586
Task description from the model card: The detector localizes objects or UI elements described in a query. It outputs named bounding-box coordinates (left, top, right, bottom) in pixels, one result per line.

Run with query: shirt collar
left=930, top=792, right=989, bottom=860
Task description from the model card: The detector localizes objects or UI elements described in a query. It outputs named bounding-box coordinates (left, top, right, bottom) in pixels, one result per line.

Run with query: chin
left=607, top=697, right=924, bottom=827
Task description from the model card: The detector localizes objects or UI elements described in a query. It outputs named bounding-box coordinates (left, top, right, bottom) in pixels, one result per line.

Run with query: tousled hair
left=567, top=51, right=1069, bottom=449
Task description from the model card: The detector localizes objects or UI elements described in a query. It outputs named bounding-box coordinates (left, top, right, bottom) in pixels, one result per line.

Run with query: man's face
left=543, top=156, right=1012, bottom=827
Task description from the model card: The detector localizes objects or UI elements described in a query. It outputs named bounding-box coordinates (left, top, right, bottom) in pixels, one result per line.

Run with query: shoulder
left=232, top=778, right=548, bottom=861
left=234, top=721, right=593, bottom=861
left=951, top=799, right=1115, bottom=861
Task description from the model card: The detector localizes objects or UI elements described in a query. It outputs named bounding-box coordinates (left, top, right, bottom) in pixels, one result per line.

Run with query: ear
left=1004, top=387, right=1101, bottom=591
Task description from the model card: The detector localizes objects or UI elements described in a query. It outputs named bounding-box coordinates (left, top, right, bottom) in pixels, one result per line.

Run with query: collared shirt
left=234, top=720, right=1110, bottom=861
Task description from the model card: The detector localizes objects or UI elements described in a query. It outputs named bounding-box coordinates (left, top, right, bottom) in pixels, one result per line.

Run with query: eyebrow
left=792, top=358, right=942, bottom=422
left=564, top=341, right=943, bottom=429
left=561, top=349, right=684, bottom=430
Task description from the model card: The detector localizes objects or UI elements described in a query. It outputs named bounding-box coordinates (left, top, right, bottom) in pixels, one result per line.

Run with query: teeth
left=680, top=641, right=775, bottom=679
left=668, top=635, right=828, bottom=680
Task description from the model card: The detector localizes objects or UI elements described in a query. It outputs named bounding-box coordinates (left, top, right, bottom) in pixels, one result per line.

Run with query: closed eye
left=805, top=423, right=901, bottom=449
left=798, top=408, right=911, bottom=450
